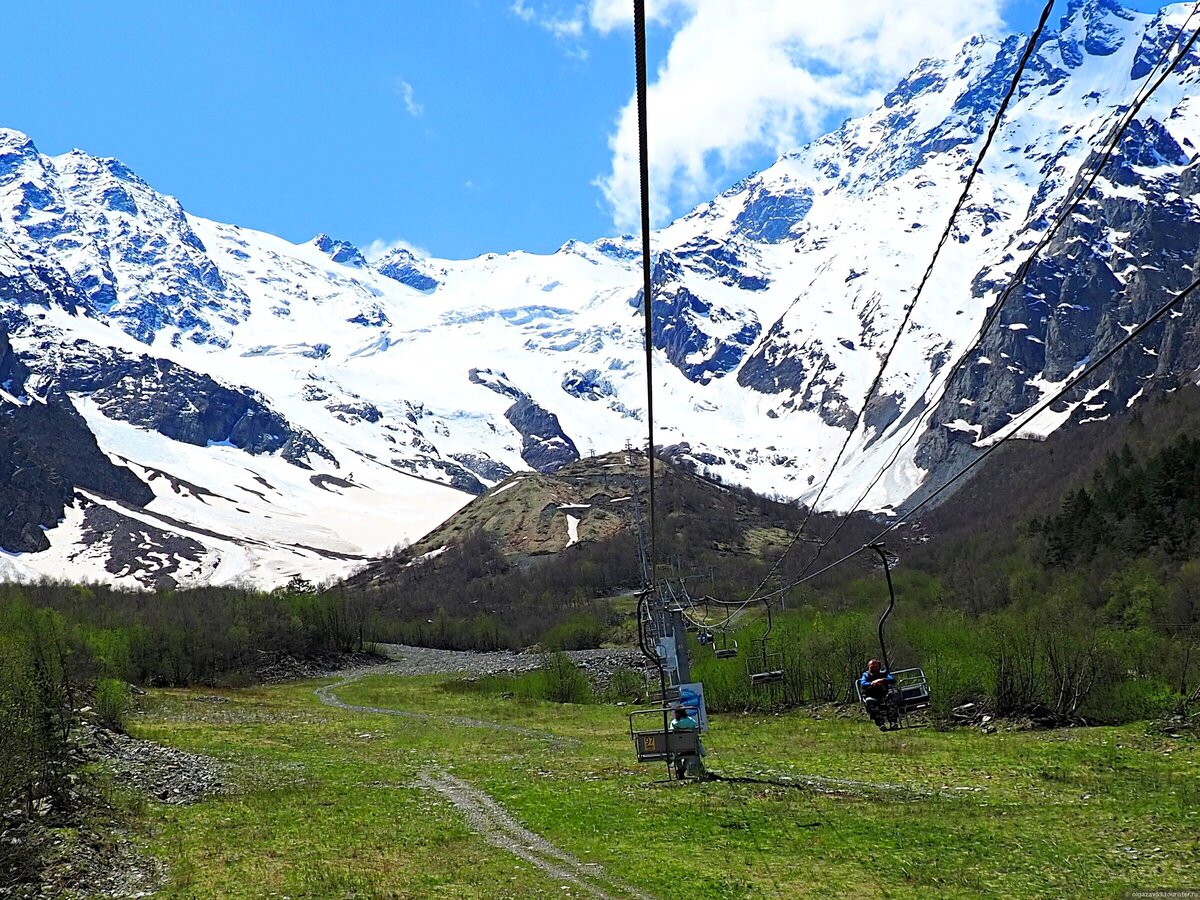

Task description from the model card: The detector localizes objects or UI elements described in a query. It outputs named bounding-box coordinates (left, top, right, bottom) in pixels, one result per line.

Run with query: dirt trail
left=314, top=667, right=577, bottom=747
left=312, top=642, right=645, bottom=746
left=314, top=649, right=652, bottom=897
left=415, top=770, right=653, bottom=900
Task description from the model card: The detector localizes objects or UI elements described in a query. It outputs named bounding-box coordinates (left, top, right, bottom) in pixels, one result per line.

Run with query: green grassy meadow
left=126, top=675, right=1199, bottom=899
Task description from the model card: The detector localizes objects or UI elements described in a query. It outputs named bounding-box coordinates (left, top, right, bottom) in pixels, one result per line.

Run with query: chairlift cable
left=630, top=0, right=675, bottom=782
left=770, top=272, right=1200, bottom=593
left=724, top=0, right=1060, bottom=626
left=633, top=0, right=659, bottom=599
left=781, top=5, right=1200, bottom=585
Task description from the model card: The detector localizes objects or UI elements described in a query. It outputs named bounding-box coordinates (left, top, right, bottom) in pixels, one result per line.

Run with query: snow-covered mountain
left=2, top=0, right=1199, bottom=588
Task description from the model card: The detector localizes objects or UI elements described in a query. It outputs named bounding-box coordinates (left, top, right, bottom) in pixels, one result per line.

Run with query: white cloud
left=592, top=0, right=1005, bottom=231
left=365, top=237, right=430, bottom=262
left=511, top=1, right=588, bottom=53
left=396, top=79, right=423, bottom=117
left=548, top=14, right=584, bottom=39
left=588, top=0, right=694, bottom=33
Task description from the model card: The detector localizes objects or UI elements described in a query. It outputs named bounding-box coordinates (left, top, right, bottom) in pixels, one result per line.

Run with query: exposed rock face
left=738, top=329, right=855, bottom=429
left=42, top=340, right=335, bottom=467
left=375, top=246, right=441, bottom=293
left=450, top=452, right=514, bottom=484
left=0, top=421, right=73, bottom=551
left=0, top=129, right=250, bottom=347
left=312, top=233, right=367, bottom=268
left=0, top=318, right=29, bottom=389
left=731, top=183, right=814, bottom=243
left=504, top=396, right=580, bottom=473
left=914, top=117, right=1200, bottom=498
left=0, top=322, right=151, bottom=552
left=470, top=367, right=580, bottom=473
left=0, top=252, right=86, bottom=315
left=561, top=368, right=616, bottom=401
left=640, top=251, right=762, bottom=385
left=673, top=237, right=771, bottom=291
left=426, top=459, right=488, bottom=494
left=78, top=497, right=207, bottom=588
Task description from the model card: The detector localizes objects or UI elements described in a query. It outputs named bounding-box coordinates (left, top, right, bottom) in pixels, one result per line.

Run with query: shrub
left=541, top=614, right=606, bottom=651
left=1086, top=674, right=1178, bottom=723
left=0, top=599, right=74, bottom=810
left=540, top=652, right=592, bottom=704
left=603, top=667, right=647, bottom=703
left=94, top=678, right=132, bottom=731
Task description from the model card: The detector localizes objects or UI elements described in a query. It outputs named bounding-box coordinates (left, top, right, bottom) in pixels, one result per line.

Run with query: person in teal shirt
left=669, top=706, right=703, bottom=779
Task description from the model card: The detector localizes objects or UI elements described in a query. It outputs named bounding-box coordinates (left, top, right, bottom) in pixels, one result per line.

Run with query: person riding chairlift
left=859, top=658, right=899, bottom=730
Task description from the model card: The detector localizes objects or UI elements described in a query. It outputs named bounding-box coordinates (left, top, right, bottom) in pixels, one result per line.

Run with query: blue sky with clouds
left=0, top=1, right=1172, bottom=259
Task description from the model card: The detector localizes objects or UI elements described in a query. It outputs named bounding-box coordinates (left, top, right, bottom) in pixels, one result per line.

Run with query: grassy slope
left=128, top=676, right=1198, bottom=899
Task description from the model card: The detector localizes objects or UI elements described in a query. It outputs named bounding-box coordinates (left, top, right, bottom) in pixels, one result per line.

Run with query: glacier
left=1, top=0, right=1199, bottom=587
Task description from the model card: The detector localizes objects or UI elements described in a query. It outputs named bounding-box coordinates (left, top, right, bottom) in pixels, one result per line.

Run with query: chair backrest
left=632, top=728, right=700, bottom=761
left=714, top=633, right=738, bottom=658
left=854, top=666, right=931, bottom=710
left=628, top=706, right=702, bottom=761
left=891, top=667, right=931, bottom=710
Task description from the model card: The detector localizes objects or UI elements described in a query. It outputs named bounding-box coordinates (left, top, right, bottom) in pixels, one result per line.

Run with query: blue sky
left=0, top=1, right=1172, bottom=260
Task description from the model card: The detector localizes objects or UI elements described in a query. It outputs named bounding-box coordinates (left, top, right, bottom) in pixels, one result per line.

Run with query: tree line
left=5, top=411, right=1200, bottom=827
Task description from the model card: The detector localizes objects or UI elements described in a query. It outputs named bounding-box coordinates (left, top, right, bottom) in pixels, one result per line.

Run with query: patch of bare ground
left=414, top=770, right=654, bottom=900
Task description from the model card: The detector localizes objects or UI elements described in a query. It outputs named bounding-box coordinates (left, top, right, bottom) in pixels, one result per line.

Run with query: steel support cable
left=766, top=272, right=1200, bottom=595
left=720, top=0, right=1059, bottom=626
left=839, top=1, right=1200, bottom=519
left=632, top=0, right=673, bottom=781
left=788, top=7, right=1200, bottom=581
left=632, top=0, right=660, bottom=597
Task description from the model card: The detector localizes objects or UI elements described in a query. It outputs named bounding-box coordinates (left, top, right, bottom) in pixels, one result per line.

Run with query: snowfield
left=1, top=1, right=1198, bottom=587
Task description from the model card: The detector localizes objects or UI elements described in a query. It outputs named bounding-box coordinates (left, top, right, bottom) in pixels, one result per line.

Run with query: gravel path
left=318, top=646, right=656, bottom=897
left=82, top=724, right=228, bottom=805
left=313, top=643, right=647, bottom=748
left=415, top=770, right=653, bottom=900
left=314, top=666, right=577, bottom=747
left=369, top=643, right=646, bottom=680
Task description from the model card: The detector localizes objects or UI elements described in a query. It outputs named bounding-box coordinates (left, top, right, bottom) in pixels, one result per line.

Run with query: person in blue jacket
left=669, top=706, right=703, bottom=779
left=860, top=658, right=898, bottom=730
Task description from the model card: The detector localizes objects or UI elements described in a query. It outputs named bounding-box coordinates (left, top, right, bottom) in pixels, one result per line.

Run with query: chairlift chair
left=628, top=705, right=701, bottom=764
left=855, top=543, right=932, bottom=728
left=747, top=599, right=785, bottom=686
left=629, top=586, right=704, bottom=778
left=692, top=595, right=738, bottom=658
left=747, top=649, right=785, bottom=686
left=855, top=667, right=931, bottom=722
left=713, top=630, right=739, bottom=659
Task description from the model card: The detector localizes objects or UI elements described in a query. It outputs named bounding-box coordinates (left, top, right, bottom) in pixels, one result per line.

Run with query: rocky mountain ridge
left=1, top=0, right=1199, bottom=587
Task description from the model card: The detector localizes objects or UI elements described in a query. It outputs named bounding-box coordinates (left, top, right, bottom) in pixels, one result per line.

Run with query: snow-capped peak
left=3, top=1, right=1200, bottom=588
left=311, top=233, right=367, bottom=268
